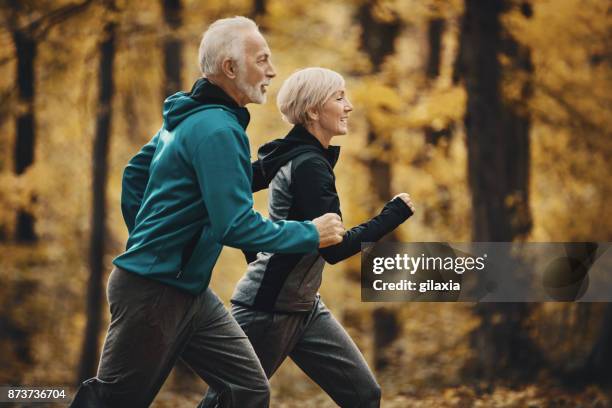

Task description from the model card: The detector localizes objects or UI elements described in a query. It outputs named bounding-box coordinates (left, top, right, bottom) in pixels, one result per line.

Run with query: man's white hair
left=198, top=16, right=259, bottom=76
left=277, top=67, right=345, bottom=125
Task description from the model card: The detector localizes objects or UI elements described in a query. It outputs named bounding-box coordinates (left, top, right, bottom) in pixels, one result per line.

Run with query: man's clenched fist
left=312, top=213, right=345, bottom=248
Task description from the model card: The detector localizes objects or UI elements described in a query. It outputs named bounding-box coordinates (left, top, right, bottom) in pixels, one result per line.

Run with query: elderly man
left=70, top=16, right=344, bottom=408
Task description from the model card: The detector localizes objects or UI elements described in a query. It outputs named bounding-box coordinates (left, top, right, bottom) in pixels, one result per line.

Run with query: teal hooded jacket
left=113, top=79, right=319, bottom=294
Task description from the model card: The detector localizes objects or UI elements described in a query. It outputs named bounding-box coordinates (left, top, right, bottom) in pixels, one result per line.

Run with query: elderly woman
left=202, top=68, right=414, bottom=408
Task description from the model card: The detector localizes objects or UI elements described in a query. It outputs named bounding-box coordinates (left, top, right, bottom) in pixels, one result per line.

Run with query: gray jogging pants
left=200, top=296, right=381, bottom=408
left=70, top=268, right=270, bottom=408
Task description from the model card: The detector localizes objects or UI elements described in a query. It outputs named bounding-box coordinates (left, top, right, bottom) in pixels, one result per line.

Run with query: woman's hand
left=393, top=193, right=415, bottom=213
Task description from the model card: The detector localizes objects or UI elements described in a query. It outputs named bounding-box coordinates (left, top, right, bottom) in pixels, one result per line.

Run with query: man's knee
left=69, top=379, right=112, bottom=408
left=215, top=376, right=270, bottom=408
left=241, top=375, right=270, bottom=407
left=367, top=381, right=382, bottom=401
left=359, top=381, right=381, bottom=407
left=250, top=375, right=271, bottom=402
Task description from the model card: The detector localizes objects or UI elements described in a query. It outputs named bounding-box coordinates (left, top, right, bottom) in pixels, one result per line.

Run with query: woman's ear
left=221, top=58, right=237, bottom=79
left=307, top=108, right=319, bottom=122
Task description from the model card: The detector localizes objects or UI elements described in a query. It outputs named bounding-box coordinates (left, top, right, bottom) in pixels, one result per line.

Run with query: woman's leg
left=290, top=298, right=381, bottom=408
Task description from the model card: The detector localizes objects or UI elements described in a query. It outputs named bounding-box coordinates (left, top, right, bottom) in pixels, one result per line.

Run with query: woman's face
left=316, top=87, right=353, bottom=137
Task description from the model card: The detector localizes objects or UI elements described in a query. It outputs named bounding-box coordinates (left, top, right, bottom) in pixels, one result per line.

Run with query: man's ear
left=221, top=58, right=237, bottom=79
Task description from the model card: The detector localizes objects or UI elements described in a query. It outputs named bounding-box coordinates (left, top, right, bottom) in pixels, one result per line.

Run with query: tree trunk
left=2, top=0, right=96, bottom=383
left=463, top=0, right=532, bottom=242
left=12, top=29, right=37, bottom=242
left=461, top=0, right=538, bottom=382
left=582, top=303, right=612, bottom=384
left=77, top=14, right=117, bottom=384
left=424, top=17, right=452, bottom=147
left=252, top=0, right=266, bottom=18
left=161, top=0, right=183, bottom=99
left=8, top=0, right=94, bottom=243
left=425, top=18, right=445, bottom=80
left=357, top=1, right=402, bottom=372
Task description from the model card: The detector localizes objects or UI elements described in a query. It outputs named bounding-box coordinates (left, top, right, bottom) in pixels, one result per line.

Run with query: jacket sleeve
left=192, top=127, right=319, bottom=253
left=292, top=157, right=413, bottom=265
left=121, top=132, right=160, bottom=233
left=251, top=160, right=267, bottom=193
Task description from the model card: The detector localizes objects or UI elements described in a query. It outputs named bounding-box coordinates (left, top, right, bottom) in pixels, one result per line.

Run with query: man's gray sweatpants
left=200, top=297, right=381, bottom=408
left=70, top=268, right=270, bottom=408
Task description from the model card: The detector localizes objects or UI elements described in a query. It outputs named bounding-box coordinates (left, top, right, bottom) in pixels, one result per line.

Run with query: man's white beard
left=237, top=76, right=267, bottom=104
left=236, top=63, right=267, bottom=104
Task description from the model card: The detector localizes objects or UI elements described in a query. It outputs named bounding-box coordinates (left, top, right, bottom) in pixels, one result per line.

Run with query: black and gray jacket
left=231, top=124, right=413, bottom=312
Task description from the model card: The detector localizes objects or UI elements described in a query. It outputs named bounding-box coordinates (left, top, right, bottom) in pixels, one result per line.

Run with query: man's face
left=235, top=30, right=276, bottom=104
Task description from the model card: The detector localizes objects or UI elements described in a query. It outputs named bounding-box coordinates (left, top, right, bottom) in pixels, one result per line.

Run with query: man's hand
left=393, top=193, right=415, bottom=213
left=312, top=213, right=345, bottom=248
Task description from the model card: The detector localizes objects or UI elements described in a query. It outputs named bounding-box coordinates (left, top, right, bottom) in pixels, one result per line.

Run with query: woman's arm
left=292, top=157, right=413, bottom=265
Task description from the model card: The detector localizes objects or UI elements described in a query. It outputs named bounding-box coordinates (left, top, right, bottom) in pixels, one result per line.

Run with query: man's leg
left=70, top=268, right=197, bottom=408
left=182, top=291, right=273, bottom=408
left=198, top=303, right=306, bottom=407
left=290, top=298, right=381, bottom=408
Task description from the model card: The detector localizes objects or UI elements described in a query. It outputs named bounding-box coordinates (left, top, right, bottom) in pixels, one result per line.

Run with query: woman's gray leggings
left=200, top=296, right=381, bottom=408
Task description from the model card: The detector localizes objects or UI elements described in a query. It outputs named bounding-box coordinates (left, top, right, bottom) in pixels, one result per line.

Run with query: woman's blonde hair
left=276, top=67, right=345, bottom=125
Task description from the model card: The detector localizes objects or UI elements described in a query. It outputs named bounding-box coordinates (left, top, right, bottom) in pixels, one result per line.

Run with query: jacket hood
left=162, top=78, right=250, bottom=131
left=252, top=124, right=340, bottom=191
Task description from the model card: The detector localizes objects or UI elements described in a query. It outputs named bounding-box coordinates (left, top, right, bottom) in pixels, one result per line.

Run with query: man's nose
left=266, top=62, right=276, bottom=78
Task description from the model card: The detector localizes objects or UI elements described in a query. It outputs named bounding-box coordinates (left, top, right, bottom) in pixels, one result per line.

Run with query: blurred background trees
left=0, top=0, right=610, bottom=406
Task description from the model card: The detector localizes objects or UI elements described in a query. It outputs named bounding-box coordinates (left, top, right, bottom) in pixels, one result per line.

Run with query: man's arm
left=193, top=127, right=329, bottom=253
left=293, top=158, right=413, bottom=264
left=121, top=132, right=159, bottom=233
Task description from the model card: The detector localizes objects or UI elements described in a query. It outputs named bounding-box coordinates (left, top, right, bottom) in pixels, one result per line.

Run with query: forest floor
left=151, top=384, right=611, bottom=407
left=4, top=378, right=609, bottom=407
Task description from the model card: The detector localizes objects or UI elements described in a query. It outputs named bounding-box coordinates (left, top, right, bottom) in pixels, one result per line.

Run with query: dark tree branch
left=537, top=83, right=612, bottom=139
left=5, top=0, right=95, bottom=40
